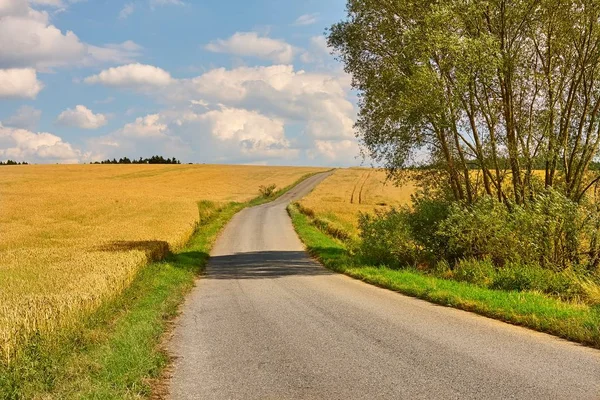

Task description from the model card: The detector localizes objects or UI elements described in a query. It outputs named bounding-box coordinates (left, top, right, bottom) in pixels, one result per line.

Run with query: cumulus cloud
left=310, top=139, right=360, bottom=163
left=117, top=114, right=168, bottom=138
left=0, top=123, right=82, bottom=163
left=0, top=1, right=141, bottom=70
left=85, top=113, right=189, bottom=162
left=205, top=32, right=295, bottom=64
left=0, top=68, right=44, bottom=98
left=3, top=105, right=42, bottom=130
left=84, top=63, right=172, bottom=88
left=188, top=65, right=355, bottom=140
left=0, top=0, right=29, bottom=18
left=82, top=63, right=358, bottom=165
left=198, top=106, right=295, bottom=158
left=56, top=105, right=108, bottom=129
left=293, top=13, right=318, bottom=26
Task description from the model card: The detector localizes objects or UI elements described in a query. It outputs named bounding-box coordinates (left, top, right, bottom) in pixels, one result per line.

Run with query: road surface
left=168, top=171, right=600, bottom=399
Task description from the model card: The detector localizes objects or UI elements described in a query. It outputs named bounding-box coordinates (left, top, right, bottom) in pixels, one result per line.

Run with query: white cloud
left=3, top=105, right=41, bottom=130
left=119, top=3, right=134, bottom=19
left=30, top=0, right=64, bottom=6
left=0, top=68, right=44, bottom=98
left=0, top=7, right=87, bottom=69
left=118, top=114, right=168, bottom=138
left=189, top=65, right=355, bottom=140
left=86, top=41, right=142, bottom=65
left=0, top=2, right=140, bottom=70
left=205, top=32, right=295, bottom=64
left=0, top=0, right=29, bottom=18
left=56, top=105, right=108, bottom=129
left=293, top=13, right=318, bottom=26
left=85, top=113, right=189, bottom=162
left=198, top=106, right=295, bottom=158
left=310, top=139, right=360, bottom=162
left=84, top=63, right=172, bottom=88
left=0, top=123, right=82, bottom=163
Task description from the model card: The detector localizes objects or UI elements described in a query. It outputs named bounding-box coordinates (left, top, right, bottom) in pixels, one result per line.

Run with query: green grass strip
left=288, top=204, right=600, bottom=349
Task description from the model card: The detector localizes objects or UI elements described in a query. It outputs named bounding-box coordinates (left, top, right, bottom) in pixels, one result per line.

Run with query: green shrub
left=438, top=197, right=517, bottom=265
left=452, top=258, right=495, bottom=286
left=358, top=208, right=417, bottom=268
left=437, top=190, right=584, bottom=269
left=405, top=196, right=450, bottom=261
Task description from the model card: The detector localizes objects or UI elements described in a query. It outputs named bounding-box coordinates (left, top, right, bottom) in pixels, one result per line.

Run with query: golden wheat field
left=298, top=168, right=416, bottom=237
left=0, top=164, right=324, bottom=363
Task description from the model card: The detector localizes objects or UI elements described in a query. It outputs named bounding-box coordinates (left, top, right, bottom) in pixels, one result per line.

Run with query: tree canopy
left=329, top=0, right=600, bottom=204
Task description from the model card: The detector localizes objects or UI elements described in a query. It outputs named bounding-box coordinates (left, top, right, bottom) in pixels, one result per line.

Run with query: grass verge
left=288, top=203, right=600, bottom=349
left=0, top=172, right=321, bottom=400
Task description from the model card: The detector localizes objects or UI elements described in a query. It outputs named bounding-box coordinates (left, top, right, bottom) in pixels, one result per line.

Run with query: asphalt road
left=168, top=171, right=600, bottom=400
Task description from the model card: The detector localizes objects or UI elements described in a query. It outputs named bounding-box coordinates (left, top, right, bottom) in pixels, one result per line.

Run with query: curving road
left=168, top=171, right=600, bottom=399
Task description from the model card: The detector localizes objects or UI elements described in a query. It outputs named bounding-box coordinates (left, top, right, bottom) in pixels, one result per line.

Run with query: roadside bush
left=358, top=208, right=417, bottom=268
left=404, top=196, right=450, bottom=261
left=516, top=190, right=580, bottom=269
left=258, top=184, right=277, bottom=198
left=355, top=187, right=600, bottom=303
left=438, top=197, right=517, bottom=265
left=438, top=189, right=585, bottom=269
left=452, top=258, right=495, bottom=286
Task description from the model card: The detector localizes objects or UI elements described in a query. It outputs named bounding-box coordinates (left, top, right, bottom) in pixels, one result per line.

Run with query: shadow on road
left=206, top=251, right=334, bottom=279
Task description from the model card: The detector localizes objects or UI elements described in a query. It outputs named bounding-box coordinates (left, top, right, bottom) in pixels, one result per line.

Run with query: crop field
left=0, top=164, right=324, bottom=363
left=297, top=168, right=415, bottom=237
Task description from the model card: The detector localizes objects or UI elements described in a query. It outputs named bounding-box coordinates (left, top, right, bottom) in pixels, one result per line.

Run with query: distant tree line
left=92, top=156, right=181, bottom=165
left=0, top=160, right=28, bottom=166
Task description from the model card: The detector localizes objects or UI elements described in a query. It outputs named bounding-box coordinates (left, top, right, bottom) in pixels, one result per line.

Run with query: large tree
left=329, top=0, right=600, bottom=204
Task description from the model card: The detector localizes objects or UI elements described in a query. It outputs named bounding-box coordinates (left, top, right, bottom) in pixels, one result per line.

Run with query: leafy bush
left=358, top=208, right=417, bottom=268
left=437, top=189, right=585, bottom=269
left=438, top=197, right=518, bottom=265
left=404, top=196, right=450, bottom=261
left=452, top=258, right=495, bottom=286
left=354, top=187, right=600, bottom=303
left=258, top=184, right=277, bottom=198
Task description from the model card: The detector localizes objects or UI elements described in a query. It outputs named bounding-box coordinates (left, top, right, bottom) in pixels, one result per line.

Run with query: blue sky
left=0, top=0, right=362, bottom=166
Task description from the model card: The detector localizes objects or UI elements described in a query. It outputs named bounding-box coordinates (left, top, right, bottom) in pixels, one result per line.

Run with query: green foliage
left=491, top=263, right=584, bottom=301
left=404, top=195, right=450, bottom=261
left=355, top=188, right=600, bottom=304
left=357, top=208, right=417, bottom=268
left=439, top=197, right=518, bottom=265
left=289, top=204, right=600, bottom=349
left=452, top=258, right=495, bottom=286
left=437, top=190, right=589, bottom=269
left=258, top=184, right=277, bottom=198
left=329, top=0, right=600, bottom=204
